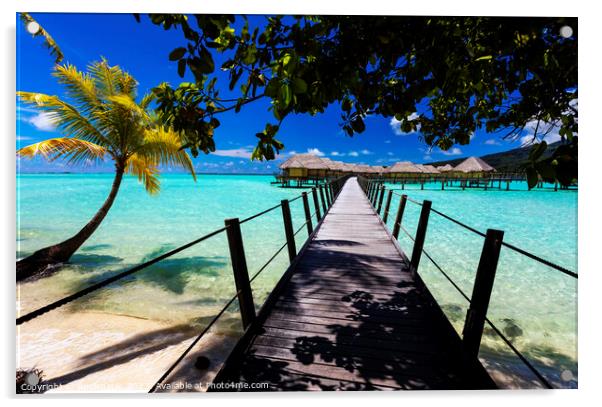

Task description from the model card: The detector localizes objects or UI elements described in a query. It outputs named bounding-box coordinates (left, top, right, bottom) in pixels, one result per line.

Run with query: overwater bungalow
left=452, top=156, right=495, bottom=177
left=387, top=161, right=423, bottom=180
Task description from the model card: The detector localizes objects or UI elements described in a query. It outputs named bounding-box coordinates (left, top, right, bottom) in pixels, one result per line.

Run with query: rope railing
left=17, top=175, right=349, bottom=393
left=361, top=178, right=568, bottom=389
left=16, top=225, right=229, bottom=325
left=149, top=183, right=341, bottom=392
left=16, top=186, right=330, bottom=327
left=390, top=189, right=576, bottom=278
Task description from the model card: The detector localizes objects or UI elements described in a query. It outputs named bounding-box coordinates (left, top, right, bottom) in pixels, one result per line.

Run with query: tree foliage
left=143, top=15, right=577, bottom=186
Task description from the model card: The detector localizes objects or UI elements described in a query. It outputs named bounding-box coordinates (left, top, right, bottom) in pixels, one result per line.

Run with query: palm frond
left=139, top=92, right=156, bottom=110
left=17, top=137, right=107, bottom=166
left=52, top=64, right=100, bottom=114
left=106, top=94, right=152, bottom=123
left=17, top=91, right=114, bottom=149
left=116, top=72, right=138, bottom=98
left=88, top=58, right=121, bottom=97
left=126, top=153, right=161, bottom=194
left=19, top=13, right=64, bottom=64
left=135, top=127, right=197, bottom=181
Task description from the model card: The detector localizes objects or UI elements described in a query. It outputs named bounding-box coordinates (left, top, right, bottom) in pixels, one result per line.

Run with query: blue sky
left=16, top=13, right=556, bottom=174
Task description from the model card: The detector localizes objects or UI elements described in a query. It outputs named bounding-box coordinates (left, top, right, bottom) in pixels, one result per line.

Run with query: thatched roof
left=420, top=164, right=440, bottom=174
left=436, top=164, right=454, bottom=172
left=453, top=156, right=495, bottom=173
left=280, top=159, right=305, bottom=169
left=279, top=153, right=329, bottom=170
left=388, top=161, right=423, bottom=173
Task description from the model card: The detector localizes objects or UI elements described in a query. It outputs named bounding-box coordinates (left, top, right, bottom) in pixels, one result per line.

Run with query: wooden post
left=281, top=199, right=297, bottom=263
left=377, top=186, right=386, bottom=215
left=410, top=200, right=432, bottom=272
left=225, top=218, right=256, bottom=329
left=312, top=187, right=322, bottom=221
left=383, top=190, right=393, bottom=223
left=462, top=229, right=505, bottom=361
left=302, top=192, right=313, bottom=235
left=318, top=185, right=327, bottom=213
left=392, top=194, right=407, bottom=239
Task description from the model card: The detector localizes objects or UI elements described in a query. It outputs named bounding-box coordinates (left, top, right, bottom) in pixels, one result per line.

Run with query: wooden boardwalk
left=212, top=177, right=496, bottom=391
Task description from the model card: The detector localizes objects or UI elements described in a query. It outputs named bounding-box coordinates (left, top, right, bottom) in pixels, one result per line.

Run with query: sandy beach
left=17, top=308, right=238, bottom=393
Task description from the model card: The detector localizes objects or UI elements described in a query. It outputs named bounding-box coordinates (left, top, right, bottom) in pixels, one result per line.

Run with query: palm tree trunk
left=17, top=165, right=125, bottom=281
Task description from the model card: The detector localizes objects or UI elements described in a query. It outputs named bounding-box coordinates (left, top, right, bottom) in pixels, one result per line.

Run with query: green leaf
left=291, top=78, right=308, bottom=94
left=528, top=141, right=547, bottom=161
left=350, top=116, right=365, bottom=133
left=475, top=55, right=493, bottom=61
left=177, top=59, right=186, bottom=77
left=169, top=47, right=187, bottom=61
left=526, top=167, right=539, bottom=189
left=279, top=83, right=292, bottom=108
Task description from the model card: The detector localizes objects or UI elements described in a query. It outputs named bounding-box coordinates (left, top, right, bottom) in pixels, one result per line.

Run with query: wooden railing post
left=462, top=229, right=504, bottom=360
left=281, top=199, right=297, bottom=263
left=392, top=194, right=407, bottom=239
left=312, top=187, right=322, bottom=221
left=410, top=200, right=432, bottom=272
left=302, top=192, right=313, bottom=235
left=326, top=183, right=332, bottom=207
left=377, top=186, right=386, bottom=215
left=225, top=218, right=256, bottom=329
left=318, top=185, right=327, bottom=213
left=371, top=184, right=379, bottom=206
left=383, top=190, right=393, bottom=223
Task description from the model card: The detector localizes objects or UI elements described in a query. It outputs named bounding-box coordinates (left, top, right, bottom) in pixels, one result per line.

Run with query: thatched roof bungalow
left=452, top=157, right=495, bottom=176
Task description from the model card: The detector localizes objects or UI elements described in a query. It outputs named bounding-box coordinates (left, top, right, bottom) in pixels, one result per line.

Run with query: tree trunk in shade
left=17, top=165, right=125, bottom=281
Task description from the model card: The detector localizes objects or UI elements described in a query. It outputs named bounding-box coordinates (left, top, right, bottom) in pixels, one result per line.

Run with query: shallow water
left=16, top=174, right=577, bottom=389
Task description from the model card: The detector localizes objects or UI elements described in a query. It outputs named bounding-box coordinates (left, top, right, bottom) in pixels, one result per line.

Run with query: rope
left=149, top=291, right=239, bottom=393
left=17, top=226, right=229, bottom=325
left=240, top=203, right=281, bottom=224
left=419, top=243, right=554, bottom=388
left=430, top=207, right=487, bottom=238
left=484, top=317, right=554, bottom=389
left=501, top=241, right=577, bottom=279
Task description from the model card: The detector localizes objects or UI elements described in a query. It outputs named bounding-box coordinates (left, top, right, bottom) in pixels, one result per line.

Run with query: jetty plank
left=212, top=177, right=496, bottom=391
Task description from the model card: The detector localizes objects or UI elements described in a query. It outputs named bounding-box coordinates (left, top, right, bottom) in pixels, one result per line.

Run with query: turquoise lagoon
left=16, top=174, right=577, bottom=388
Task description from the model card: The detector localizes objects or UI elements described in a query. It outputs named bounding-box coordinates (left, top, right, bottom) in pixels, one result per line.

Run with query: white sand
left=17, top=309, right=238, bottom=393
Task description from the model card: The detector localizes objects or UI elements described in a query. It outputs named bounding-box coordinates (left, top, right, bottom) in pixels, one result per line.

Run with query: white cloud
left=519, top=119, right=564, bottom=147
left=213, top=148, right=253, bottom=158
left=360, top=149, right=373, bottom=155
left=306, top=148, right=325, bottom=156
left=423, top=154, right=433, bottom=161
left=484, top=139, right=501, bottom=146
left=330, top=151, right=344, bottom=157
left=389, top=112, right=420, bottom=136
left=348, top=151, right=359, bottom=157
left=27, top=112, right=57, bottom=131
left=440, top=147, right=463, bottom=156
left=387, top=152, right=394, bottom=156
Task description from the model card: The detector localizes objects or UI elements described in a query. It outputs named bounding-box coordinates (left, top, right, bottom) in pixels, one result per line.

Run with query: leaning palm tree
left=17, top=59, right=196, bottom=281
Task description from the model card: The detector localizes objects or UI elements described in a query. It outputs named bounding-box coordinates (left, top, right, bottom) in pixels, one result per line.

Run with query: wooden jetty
left=211, top=177, right=496, bottom=391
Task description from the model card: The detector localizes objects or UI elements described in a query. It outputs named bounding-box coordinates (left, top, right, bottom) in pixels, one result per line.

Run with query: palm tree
left=17, top=59, right=196, bottom=281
